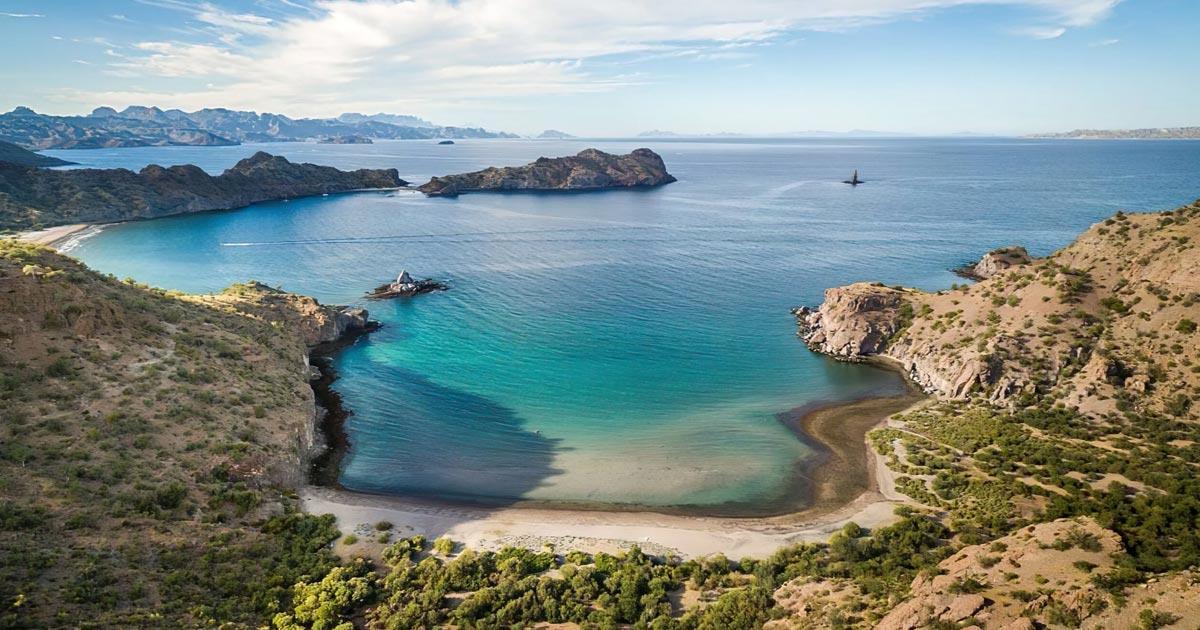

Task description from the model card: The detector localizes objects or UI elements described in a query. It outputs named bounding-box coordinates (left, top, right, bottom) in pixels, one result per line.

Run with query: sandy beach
left=15, top=223, right=92, bottom=247
left=303, top=389, right=927, bottom=559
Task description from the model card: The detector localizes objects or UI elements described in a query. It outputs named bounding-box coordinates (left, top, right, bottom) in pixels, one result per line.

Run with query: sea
left=50, top=137, right=1200, bottom=514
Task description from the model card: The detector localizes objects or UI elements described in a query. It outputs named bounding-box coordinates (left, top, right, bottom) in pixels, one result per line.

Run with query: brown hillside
left=0, top=240, right=368, bottom=627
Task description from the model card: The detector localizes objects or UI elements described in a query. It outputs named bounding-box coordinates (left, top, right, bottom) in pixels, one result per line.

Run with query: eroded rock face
left=794, top=283, right=909, bottom=358
left=417, top=148, right=676, bottom=196
left=956, top=246, right=1033, bottom=280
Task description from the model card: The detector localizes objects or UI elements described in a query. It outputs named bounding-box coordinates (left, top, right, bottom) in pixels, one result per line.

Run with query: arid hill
left=417, top=148, right=676, bottom=196
left=0, top=240, right=371, bottom=627
left=0, top=151, right=404, bottom=230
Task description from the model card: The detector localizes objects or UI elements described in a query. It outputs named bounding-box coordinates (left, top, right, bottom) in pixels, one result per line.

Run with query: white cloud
left=1, top=12, right=44, bottom=18
left=1089, top=38, right=1120, bottom=46
left=61, top=0, right=1122, bottom=116
left=1014, top=25, right=1068, bottom=39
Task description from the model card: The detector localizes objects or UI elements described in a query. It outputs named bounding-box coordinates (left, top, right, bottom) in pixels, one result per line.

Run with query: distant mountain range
left=1028, top=127, right=1200, bottom=139
left=0, top=106, right=518, bottom=150
left=536, top=129, right=575, bottom=139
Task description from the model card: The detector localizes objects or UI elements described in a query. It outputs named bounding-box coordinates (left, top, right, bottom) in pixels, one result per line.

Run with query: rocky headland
left=796, top=201, right=1200, bottom=414
left=417, top=148, right=676, bottom=197
left=0, top=151, right=405, bottom=230
left=0, top=139, right=75, bottom=167
left=953, top=245, right=1032, bottom=280
left=0, top=240, right=379, bottom=625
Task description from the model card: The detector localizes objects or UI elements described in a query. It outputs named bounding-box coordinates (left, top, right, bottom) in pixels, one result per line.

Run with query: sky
left=0, top=0, right=1197, bottom=136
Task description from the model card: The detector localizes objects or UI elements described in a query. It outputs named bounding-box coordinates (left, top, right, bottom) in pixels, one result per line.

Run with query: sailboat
left=843, top=169, right=864, bottom=186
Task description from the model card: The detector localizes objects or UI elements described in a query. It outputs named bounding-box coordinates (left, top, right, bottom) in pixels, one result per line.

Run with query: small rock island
left=367, top=270, right=447, bottom=298
left=417, top=148, right=676, bottom=197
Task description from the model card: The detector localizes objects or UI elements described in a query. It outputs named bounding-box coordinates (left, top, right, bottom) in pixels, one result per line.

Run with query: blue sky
left=1, top=0, right=1196, bottom=136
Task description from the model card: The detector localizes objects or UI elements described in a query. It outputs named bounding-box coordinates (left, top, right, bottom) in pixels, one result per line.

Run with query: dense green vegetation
left=876, top=401, right=1200, bottom=574
left=267, top=513, right=951, bottom=629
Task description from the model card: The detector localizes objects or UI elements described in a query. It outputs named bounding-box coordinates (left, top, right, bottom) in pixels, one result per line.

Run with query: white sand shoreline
left=302, top=484, right=906, bottom=559
left=14, top=223, right=97, bottom=250
left=302, top=399, right=925, bottom=559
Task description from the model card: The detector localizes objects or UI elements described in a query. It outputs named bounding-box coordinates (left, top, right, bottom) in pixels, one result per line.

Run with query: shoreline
left=302, top=378, right=928, bottom=558
left=13, top=223, right=94, bottom=248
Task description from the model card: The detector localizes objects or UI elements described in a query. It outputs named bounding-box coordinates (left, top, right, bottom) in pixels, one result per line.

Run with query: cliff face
left=797, top=200, right=1200, bottom=417
left=0, top=151, right=405, bottom=230
left=418, top=148, right=676, bottom=196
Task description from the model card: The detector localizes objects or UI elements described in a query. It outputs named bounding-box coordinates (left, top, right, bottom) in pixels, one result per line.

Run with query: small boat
left=843, top=170, right=864, bottom=186
left=438, top=140, right=455, bottom=145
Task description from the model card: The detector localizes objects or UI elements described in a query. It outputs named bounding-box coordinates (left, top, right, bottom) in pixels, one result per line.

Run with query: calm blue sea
left=53, top=138, right=1200, bottom=512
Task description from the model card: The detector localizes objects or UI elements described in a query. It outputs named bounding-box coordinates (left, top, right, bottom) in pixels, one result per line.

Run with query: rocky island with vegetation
left=417, top=148, right=676, bottom=197
left=0, top=151, right=404, bottom=230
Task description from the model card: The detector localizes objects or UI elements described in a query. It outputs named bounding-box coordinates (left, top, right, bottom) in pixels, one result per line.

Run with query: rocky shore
left=952, top=245, right=1031, bottom=280
left=795, top=201, right=1200, bottom=414
left=0, top=151, right=405, bottom=230
left=417, top=148, right=676, bottom=197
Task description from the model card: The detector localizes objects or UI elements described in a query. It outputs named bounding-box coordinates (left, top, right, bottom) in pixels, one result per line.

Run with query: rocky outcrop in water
left=953, top=245, right=1032, bottom=280
left=0, top=151, right=405, bottom=230
left=367, top=270, right=447, bottom=298
left=417, top=148, right=676, bottom=197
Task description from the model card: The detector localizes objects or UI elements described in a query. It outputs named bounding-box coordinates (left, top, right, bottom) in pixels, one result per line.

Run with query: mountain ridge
left=0, top=105, right=518, bottom=150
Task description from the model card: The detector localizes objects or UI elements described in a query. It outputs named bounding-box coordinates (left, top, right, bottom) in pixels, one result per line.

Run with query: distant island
left=0, top=151, right=404, bottom=230
left=536, top=129, right=575, bottom=139
left=0, top=139, right=74, bottom=167
left=0, top=105, right=519, bottom=150
left=417, top=148, right=676, bottom=197
left=318, top=135, right=373, bottom=145
left=1028, top=126, right=1200, bottom=139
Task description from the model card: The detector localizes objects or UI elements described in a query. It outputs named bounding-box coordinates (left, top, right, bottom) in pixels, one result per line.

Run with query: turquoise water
left=58, top=138, right=1200, bottom=513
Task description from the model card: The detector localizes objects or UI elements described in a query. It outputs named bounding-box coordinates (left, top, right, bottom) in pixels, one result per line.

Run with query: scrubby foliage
left=266, top=514, right=952, bottom=629
left=0, top=241, right=345, bottom=627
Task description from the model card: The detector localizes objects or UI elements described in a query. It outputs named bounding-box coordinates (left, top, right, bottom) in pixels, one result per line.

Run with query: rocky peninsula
left=0, top=139, right=74, bottom=167
left=795, top=202, right=1200, bottom=411
left=952, top=245, right=1032, bottom=280
left=417, top=148, right=676, bottom=197
left=0, top=151, right=404, bottom=230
